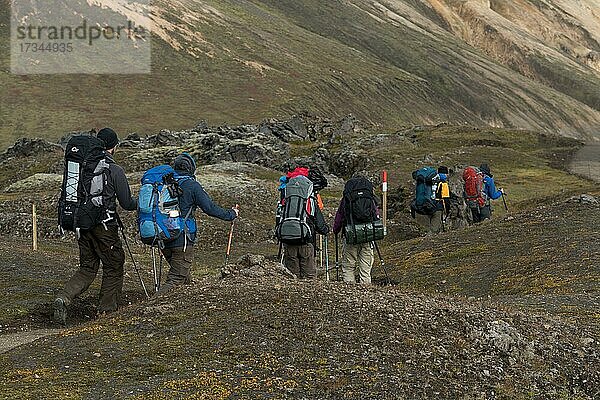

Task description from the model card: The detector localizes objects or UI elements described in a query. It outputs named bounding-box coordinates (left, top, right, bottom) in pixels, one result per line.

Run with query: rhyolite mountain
left=1, top=0, right=600, bottom=148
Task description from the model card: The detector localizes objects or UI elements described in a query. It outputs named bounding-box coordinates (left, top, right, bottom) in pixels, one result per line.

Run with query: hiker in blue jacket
left=478, top=163, right=504, bottom=221
left=159, top=153, right=239, bottom=293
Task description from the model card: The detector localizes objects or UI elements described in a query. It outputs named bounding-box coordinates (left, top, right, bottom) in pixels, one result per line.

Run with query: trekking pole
left=382, top=170, right=388, bottom=236
left=502, top=192, right=509, bottom=212
left=224, top=207, right=238, bottom=266
left=32, top=203, right=38, bottom=251
left=320, top=235, right=324, bottom=273
left=277, top=241, right=283, bottom=263
left=324, top=235, right=330, bottom=282
left=151, top=247, right=159, bottom=293
left=225, top=220, right=235, bottom=266
left=335, top=234, right=340, bottom=282
left=120, top=227, right=150, bottom=299
left=373, top=241, right=390, bottom=285
left=441, top=200, right=446, bottom=233
left=158, top=252, right=163, bottom=292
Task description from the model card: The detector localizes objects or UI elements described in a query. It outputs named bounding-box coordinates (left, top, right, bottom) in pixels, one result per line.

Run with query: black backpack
left=343, top=177, right=377, bottom=224
left=58, top=135, right=111, bottom=232
left=342, top=177, right=384, bottom=244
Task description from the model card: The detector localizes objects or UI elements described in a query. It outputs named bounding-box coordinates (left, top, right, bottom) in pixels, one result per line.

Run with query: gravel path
left=570, top=143, right=600, bottom=183
left=0, top=329, right=60, bottom=354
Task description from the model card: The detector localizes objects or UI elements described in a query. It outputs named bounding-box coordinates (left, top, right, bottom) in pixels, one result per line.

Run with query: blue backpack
left=138, top=165, right=195, bottom=246
left=411, top=167, right=439, bottom=216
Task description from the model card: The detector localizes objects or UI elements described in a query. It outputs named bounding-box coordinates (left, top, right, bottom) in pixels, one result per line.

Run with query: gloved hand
left=500, top=188, right=505, bottom=195
left=232, top=204, right=240, bottom=218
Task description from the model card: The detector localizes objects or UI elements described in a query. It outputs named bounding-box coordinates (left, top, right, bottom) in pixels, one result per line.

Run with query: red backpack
left=463, top=166, right=485, bottom=208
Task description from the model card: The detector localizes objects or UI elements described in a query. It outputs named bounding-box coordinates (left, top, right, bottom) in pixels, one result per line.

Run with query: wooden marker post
left=382, top=170, right=388, bottom=236
left=32, top=203, right=38, bottom=251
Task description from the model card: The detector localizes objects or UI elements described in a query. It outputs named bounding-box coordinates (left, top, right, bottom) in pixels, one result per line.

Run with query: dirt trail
left=0, top=329, right=60, bottom=354
left=570, top=143, right=600, bottom=183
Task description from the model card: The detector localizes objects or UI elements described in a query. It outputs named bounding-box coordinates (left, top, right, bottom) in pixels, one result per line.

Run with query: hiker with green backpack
left=333, top=175, right=384, bottom=284
left=54, top=128, right=138, bottom=324
left=275, top=167, right=329, bottom=279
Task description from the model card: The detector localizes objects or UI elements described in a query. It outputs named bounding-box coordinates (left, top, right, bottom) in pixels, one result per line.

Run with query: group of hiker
left=52, top=128, right=504, bottom=324
left=275, top=168, right=384, bottom=285
left=54, top=128, right=238, bottom=324
left=410, top=164, right=505, bottom=234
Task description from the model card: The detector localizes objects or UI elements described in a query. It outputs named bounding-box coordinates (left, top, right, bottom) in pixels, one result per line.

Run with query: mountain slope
left=429, top=0, right=600, bottom=110
left=2, top=0, right=600, bottom=148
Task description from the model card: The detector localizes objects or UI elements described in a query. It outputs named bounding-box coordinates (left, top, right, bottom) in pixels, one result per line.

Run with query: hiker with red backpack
left=276, top=167, right=329, bottom=279
left=463, top=163, right=504, bottom=223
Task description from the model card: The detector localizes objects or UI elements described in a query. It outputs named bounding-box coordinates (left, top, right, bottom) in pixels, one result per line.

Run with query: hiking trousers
left=415, top=210, right=444, bottom=234
left=61, top=225, right=125, bottom=312
left=283, top=243, right=315, bottom=279
left=159, top=246, right=195, bottom=294
left=470, top=205, right=492, bottom=223
left=342, top=241, right=374, bottom=284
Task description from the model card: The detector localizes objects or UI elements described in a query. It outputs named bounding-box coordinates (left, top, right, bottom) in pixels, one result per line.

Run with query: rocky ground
left=1, top=264, right=598, bottom=399
left=0, top=117, right=598, bottom=399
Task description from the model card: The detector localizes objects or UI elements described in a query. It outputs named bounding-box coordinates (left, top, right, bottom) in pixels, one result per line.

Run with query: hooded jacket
left=163, top=154, right=237, bottom=249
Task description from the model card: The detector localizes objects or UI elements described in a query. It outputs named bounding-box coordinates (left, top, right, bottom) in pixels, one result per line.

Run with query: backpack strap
left=182, top=207, right=194, bottom=253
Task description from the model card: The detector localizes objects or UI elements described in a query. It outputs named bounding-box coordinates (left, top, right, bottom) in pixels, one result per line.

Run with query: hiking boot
left=53, top=298, right=67, bottom=325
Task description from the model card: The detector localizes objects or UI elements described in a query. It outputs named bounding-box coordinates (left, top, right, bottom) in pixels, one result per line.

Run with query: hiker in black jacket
left=54, top=128, right=137, bottom=324
left=158, top=153, right=239, bottom=293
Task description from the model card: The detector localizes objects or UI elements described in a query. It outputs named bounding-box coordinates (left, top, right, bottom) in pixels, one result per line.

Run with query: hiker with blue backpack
left=138, top=153, right=238, bottom=294
left=54, top=128, right=137, bottom=324
left=411, top=166, right=448, bottom=234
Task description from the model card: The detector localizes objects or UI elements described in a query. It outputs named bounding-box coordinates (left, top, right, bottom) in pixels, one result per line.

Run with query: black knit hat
left=97, top=128, right=119, bottom=150
left=174, top=153, right=197, bottom=175
left=479, top=163, right=492, bottom=177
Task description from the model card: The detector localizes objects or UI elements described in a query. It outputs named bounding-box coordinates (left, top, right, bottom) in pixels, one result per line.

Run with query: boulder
left=5, top=173, right=62, bottom=193
left=328, top=150, right=369, bottom=179
left=566, top=194, right=598, bottom=205
left=221, top=254, right=296, bottom=279
left=0, top=138, right=62, bottom=163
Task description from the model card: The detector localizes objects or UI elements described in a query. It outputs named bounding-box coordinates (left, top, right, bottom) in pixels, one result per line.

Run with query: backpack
left=343, top=177, right=377, bottom=223
left=411, top=167, right=439, bottom=216
left=275, top=175, right=315, bottom=245
left=58, top=135, right=111, bottom=232
left=463, top=166, right=486, bottom=209
left=342, top=177, right=384, bottom=244
left=138, top=165, right=194, bottom=246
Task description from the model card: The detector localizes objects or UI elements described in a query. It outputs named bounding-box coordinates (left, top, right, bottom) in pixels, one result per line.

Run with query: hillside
left=2, top=0, right=600, bottom=148
left=1, top=265, right=598, bottom=399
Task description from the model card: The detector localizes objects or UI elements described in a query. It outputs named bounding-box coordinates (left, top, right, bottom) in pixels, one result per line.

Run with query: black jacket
left=308, top=204, right=330, bottom=240
left=103, top=154, right=136, bottom=226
